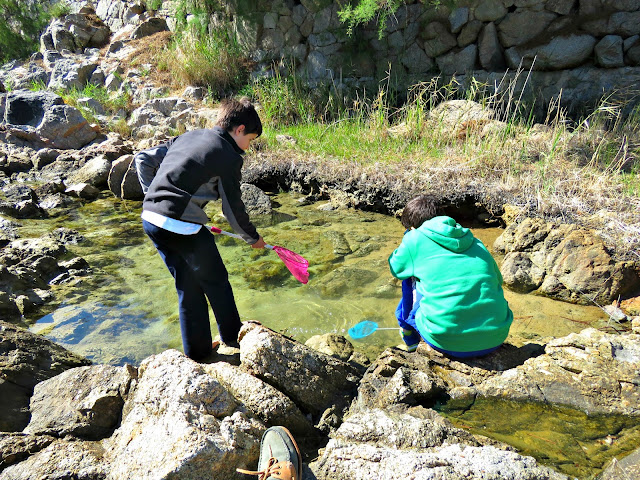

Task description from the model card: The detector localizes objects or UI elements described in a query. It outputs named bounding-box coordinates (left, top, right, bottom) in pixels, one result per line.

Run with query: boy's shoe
left=400, top=328, right=421, bottom=352
left=237, top=426, right=302, bottom=480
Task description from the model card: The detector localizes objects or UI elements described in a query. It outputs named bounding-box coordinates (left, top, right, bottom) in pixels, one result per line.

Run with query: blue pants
left=143, top=220, right=242, bottom=360
left=395, top=278, right=500, bottom=359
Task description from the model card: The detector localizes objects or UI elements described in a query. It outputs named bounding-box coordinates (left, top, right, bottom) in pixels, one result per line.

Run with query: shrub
left=0, top=0, right=50, bottom=63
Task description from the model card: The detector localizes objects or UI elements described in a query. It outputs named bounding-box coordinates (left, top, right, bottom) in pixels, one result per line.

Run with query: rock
left=436, top=44, right=477, bottom=75
left=203, top=361, right=314, bottom=435
left=36, top=105, right=98, bottom=150
left=104, top=350, right=262, bottom=479
left=305, top=333, right=354, bottom=362
left=32, top=148, right=61, bottom=170
left=478, top=22, right=506, bottom=71
left=422, top=22, right=457, bottom=58
left=311, top=406, right=569, bottom=480
left=426, top=100, right=494, bottom=132
left=3, top=91, right=64, bottom=127
left=507, top=34, right=598, bottom=71
left=497, top=11, right=558, bottom=48
left=599, top=444, right=640, bottom=479
left=0, top=321, right=90, bottom=432
left=25, top=364, right=136, bottom=440
left=65, top=183, right=101, bottom=199
left=239, top=322, right=362, bottom=417
left=353, top=348, right=448, bottom=411
left=476, top=329, right=640, bottom=416
left=130, top=17, right=169, bottom=39
left=0, top=433, right=56, bottom=471
left=0, top=437, right=106, bottom=479
left=108, top=154, right=143, bottom=200
left=65, top=155, right=112, bottom=188
left=47, top=59, right=99, bottom=91
left=595, top=35, right=625, bottom=68
left=494, top=218, right=640, bottom=304
left=240, top=183, right=272, bottom=215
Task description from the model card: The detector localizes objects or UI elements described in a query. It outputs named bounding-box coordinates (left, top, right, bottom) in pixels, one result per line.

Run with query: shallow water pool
left=20, top=190, right=636, bottom=478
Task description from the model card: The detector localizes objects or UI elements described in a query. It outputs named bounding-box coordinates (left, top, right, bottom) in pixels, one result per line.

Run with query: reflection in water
left=23, top=191, right=632, bottom=478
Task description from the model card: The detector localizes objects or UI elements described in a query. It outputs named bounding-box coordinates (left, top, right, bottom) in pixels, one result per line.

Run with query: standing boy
left=136, top=97, right=265, bottom=361
left=389, top=195, right=513, bottom=358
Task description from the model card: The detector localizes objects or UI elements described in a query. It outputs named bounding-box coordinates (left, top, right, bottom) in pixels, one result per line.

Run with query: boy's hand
left=251, top=236, right=266, bottom=249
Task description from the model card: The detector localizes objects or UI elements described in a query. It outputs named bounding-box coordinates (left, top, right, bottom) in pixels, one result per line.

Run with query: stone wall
left=92, top=0, right=640, bottom=116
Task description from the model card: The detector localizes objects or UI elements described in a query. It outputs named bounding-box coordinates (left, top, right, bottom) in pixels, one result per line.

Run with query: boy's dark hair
left=401, top=195, right=437, bottom=229
left=216, top=97, right=262, bottom=137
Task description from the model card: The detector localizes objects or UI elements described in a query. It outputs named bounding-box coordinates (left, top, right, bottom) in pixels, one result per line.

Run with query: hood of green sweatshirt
left=417, top=216, right=474, bottom=252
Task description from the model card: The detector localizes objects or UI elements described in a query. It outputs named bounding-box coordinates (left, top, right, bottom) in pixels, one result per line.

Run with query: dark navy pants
left=142, top=220, right=242, bottom=360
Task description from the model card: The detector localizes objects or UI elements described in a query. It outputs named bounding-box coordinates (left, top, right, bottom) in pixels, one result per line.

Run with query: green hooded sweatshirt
left=388, top=216, right=513, bottom=352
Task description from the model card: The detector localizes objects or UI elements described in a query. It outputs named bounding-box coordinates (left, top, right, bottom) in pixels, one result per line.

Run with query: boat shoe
left=237, top=426, right=302, bottom=480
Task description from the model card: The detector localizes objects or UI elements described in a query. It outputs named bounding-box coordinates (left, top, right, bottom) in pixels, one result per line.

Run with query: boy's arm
left=218, top=164, right=260, bottom=244
left=388, top=235, right=416, bottom=279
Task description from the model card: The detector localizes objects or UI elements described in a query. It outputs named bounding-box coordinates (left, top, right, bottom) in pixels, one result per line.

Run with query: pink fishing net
left=272, top=246, right=309, bottom=284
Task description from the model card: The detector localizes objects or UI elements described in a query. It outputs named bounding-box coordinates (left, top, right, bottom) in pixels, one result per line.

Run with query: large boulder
left=0, top=321, right=90, bottom=432
left=239, top=322, right=362, bottom=421
left=240, top=183, right=272, bottom=215
left=104, top=350, right=262, bottom=479
left=494, top=218, right=640, bottom=304
left=24, top=364, right=136, bottom=440
left=108, top=154, right=143, bottom=200
left=2, top=91, right=64, bottom=127
left=36, top=104, right=98, bottom=150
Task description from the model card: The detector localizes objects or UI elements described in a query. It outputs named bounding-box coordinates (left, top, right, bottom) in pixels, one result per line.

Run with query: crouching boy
left=389, top=195, right=513, bottom=358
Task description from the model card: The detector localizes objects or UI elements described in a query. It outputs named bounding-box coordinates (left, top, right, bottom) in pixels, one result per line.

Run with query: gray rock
left=449, top=7, right=469, bottom=33
left=130, top=17, right=169, bottom=39
left=457, top=19, right=483, bottom=47
left=595, top=35, right=625, bottom=68
left=204, top=361, right=314, bottom=435
left=48, top=59, right=98, bottom=91
left=0, top=321, right=90, bottom=432
left=311, top=406, right=569, bottom=480
left=599, top=444, right=640, bottom=480
left=239, top=322, right=362, bottom=416
left=423, top=22, right=457, bottom=58
left=400, top=42, right=433, bottom=74
left=436, top=44, right=477, bottom=75
left=3, top=91, right=64, bottom=127
left=508, top=34, right=598, bottom=71
left=498, top=11, right=557, bottom=48
left=25, top=364, right=136, bottom=439
left=104, top=349, right=262, bottom=479
left=240, top=183, right=271, bottom=215
left=36, top=105, right=98, bottom=150
left=478, top=22, right=506, bottom=71
left=474, top=0, right=508, bottom=22
left=66, top=155, right=112, bottom=188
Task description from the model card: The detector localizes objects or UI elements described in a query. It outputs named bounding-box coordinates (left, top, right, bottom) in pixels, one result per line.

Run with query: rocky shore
left=2, top=320, right=640, bottom=479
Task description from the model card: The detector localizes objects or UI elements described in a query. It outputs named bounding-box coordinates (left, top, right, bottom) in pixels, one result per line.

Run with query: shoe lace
left=236, top=447, right=297, bottom=480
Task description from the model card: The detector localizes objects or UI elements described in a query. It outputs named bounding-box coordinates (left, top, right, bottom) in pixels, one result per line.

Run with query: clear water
left=19, top=191, right=638, bottom=478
